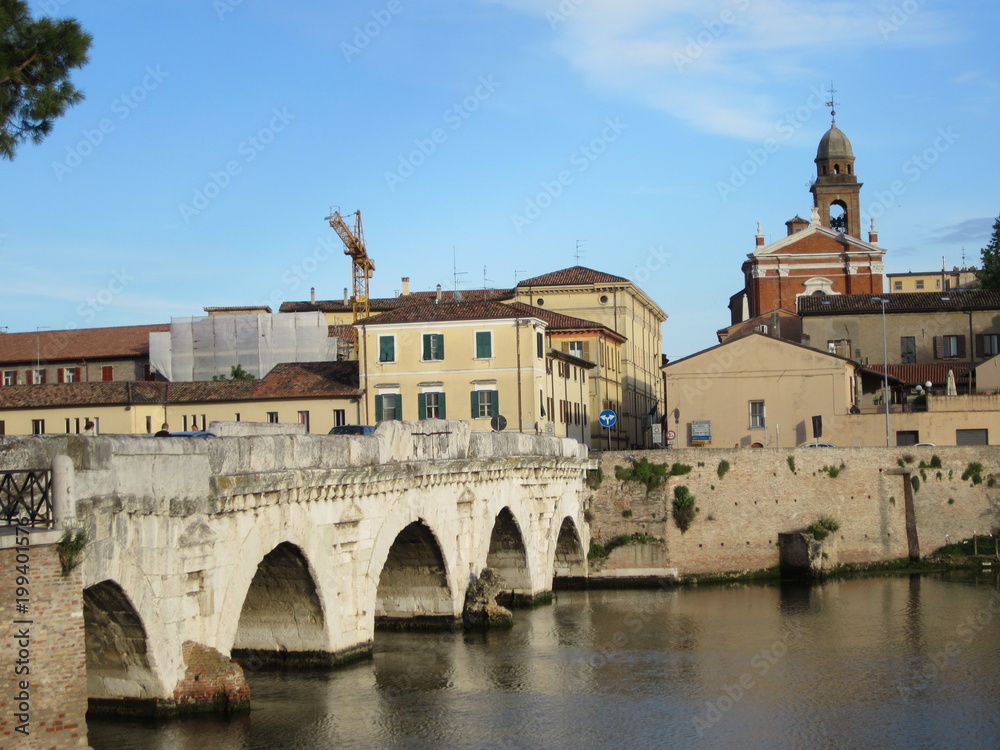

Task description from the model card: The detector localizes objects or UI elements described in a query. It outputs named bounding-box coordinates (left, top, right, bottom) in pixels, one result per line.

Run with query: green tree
left=1, top=0, right=92, bottom=160
left=977, top=213, right=1000, bottom=290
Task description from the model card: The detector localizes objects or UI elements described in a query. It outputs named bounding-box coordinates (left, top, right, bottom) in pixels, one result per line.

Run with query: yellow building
left=887, top=268, right=979, bottom=293
left=0, top=362, right=362, bottom=436
left=513, top=267, right=667, bottom=448
left=356, top=299, right=595, bottom=444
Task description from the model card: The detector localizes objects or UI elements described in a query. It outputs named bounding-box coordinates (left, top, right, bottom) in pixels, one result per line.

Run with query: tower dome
left=816, top=122, right=855, bottom=162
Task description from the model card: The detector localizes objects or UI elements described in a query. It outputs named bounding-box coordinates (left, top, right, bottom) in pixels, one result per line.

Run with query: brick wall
left=589, top=447, right=1000, bottom=576
left=0, top=542, right=89, bottom=749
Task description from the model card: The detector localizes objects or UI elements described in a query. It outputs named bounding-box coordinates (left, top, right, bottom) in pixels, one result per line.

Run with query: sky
left=3, top=0, right=999, bottom=360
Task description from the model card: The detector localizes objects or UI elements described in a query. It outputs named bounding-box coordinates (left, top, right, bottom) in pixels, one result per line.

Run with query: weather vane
left=825, top=82, right=838, bottom=124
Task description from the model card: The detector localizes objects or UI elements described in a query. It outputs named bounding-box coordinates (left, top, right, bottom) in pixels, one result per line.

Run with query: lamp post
left=872, top=297, right=890, bottom=447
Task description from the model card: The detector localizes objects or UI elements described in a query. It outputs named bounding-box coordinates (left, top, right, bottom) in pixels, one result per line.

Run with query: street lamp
left=872, top=297, right=890, bottom=447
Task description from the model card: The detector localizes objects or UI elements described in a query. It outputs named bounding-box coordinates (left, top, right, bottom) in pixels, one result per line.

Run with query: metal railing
left=1, top=470, right=54, bottom=527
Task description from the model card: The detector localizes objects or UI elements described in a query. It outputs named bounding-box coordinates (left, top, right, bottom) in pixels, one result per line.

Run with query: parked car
left=801, top=442, right=837, bottom=448
left=913, top=442, right=936, bottom=447
left=328, top=425, right=376, bottom=436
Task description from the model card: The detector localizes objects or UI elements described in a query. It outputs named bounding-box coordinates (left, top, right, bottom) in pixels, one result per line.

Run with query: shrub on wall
left=672, top=486, right=699, bottom=533
left=962, top=462, right=984, bottom=485
left=717, top=460, right=730, bottom=479
left=807, top=516, right=840, bottom=541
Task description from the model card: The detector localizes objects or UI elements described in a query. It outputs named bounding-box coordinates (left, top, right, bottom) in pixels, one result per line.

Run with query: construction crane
left=326, top=207, right=376, bottom=324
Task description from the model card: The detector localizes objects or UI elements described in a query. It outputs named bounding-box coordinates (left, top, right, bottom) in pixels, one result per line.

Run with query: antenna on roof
left=483, top=265, right=493, bottom=292
left=514, top=269, right=527, bottom=285
left=451, top=247, right=467, bottom=302
left=575, top=239, right=587, bottom=265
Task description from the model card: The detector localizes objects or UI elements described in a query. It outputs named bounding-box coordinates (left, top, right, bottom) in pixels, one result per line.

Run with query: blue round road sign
left=598, top=409, right=617, bottom=427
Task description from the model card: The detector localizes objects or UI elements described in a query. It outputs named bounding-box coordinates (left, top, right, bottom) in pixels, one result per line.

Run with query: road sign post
left=598, top=409, right=617, bottom=451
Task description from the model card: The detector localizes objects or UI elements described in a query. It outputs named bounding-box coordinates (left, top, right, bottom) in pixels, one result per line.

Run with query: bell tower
left=810, top=87, right=863, bottom=238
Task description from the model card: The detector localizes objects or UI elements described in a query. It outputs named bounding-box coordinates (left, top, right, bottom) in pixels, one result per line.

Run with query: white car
left=801, top=442, right=837, bottom=448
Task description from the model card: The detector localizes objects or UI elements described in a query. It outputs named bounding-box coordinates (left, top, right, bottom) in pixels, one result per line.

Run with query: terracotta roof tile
left=0, top=362, right=360, bottom=409
left=0, top=323, right=170, bottom=365
left=280, top=288, right=515, bottom=314
left=517, top=266, right=630, bottom=287
left=798, top=290, right=1000, bottom=315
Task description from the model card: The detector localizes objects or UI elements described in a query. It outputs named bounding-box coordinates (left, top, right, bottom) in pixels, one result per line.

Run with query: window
left=956, top=428, right=988, bottom=446
left=419, top=391, right=446, bottom=419
left=266, top=412, right=279, bottom=423
left=31, top=419, right=45, bottom=435
left=977, top=334, right=1000, bottom=358
left=102, top=365, right=114, bottom=381
left=896, top=430, right=920, bottom=446
left=915, top=280, right=925, bottom=290
left=900, top=337, right=916, bottom=364
left=234, top=413, right=241, bottom=422
left=334, top=409, right=346, bottom=427
left=58, top=367, right=77, bottom=383
left=937, top=335, right=964, bottom=359
left=422, top=333, right=444, bottom=361
left=145, top=416, right=152, bottom=434
left=298, top=411, right=310, bottom=432
left=3, top=370, right=17, bottom=386
left=536, top=331, right=544, bottom=359
left=0, top=421, right=5, bottom=436
left=475, top=331, right=492, bottom=359
left=893, top=280, right=903, bottom=291
left=749, top=400, right=765, bottom=429
left=375, top=393, right=400, bottom=421
left=378, top=335, right=396, bottom=363
left=143, top=364, right=155, bottom=381
left=471, top=389, right=498, bottom=419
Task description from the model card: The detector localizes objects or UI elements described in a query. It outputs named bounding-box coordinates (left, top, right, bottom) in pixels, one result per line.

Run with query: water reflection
left=89, top=574, right=1000, bottom=750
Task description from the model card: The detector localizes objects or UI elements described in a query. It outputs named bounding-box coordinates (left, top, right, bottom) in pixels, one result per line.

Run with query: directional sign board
left=690, top=419, right=711, bottom=445
left=598, top=409, right=617, bottom=428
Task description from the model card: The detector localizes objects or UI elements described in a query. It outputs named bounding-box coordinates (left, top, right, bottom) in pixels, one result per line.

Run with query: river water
left=88, top=574, right=1000, bottom=750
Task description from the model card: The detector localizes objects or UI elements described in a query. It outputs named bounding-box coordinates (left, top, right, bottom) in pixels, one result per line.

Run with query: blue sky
left=4, top=0, right=998, bottom=359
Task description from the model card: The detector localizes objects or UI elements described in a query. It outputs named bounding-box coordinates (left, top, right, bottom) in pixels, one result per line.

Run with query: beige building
left=0, top=362, right=362, bottom=436
left=665, top=333, right=1000, bottom=447
left=356, top=299, right=595, bottom=444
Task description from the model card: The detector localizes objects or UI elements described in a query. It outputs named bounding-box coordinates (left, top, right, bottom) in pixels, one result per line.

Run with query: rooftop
left=798, top=290, right=1000, bottom=315
left=0, top=323, right=170, bottom=365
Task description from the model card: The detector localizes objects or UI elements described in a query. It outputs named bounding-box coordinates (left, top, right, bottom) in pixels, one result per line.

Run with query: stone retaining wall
left=588, top=446, right=1000, bottom=576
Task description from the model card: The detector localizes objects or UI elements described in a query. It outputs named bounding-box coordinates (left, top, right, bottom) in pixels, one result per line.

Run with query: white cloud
left=491, top=0, right=954, bottom=139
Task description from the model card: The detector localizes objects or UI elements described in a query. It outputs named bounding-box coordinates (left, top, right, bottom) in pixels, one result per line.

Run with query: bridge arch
left=486, top=507, right=532, bottom=605
left=83, top=579, right=166, bottom=709
left=553, top=516, right=587, bottom=578
left=229, top=541, right=330, bottom=665
left=373, top=519, right=456, bottom=628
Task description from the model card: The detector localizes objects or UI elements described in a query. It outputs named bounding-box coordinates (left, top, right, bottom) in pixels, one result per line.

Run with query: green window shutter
left=471, top=390, right=479, bottom=418
left=436, top=334, right=444, bottom=360
left=476, top=331, right=491, bottom=358
left=418, top=392, right=427, bottom=420
left=379, top=336, right=394, bottom=362
left=375, top=394, right=384, bottom=422
left=490, top=390, right=499, bottom=417
left=536, top=331, right=543, bottom=359
left=423, top=334, right=432, bottom=361
left=395, top=394, right=402, bottom=420
left=438, top=392, right=447, bottom=419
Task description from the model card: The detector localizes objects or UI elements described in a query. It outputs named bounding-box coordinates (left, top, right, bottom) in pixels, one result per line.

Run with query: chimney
left=310, top=287, right=316, bottom=304
left=868, top=218, right=879, bottom=245
left=343, top=287, right=349, bottom=305
left=755, top=221, right=765, bottom=247
left=435, top=284, right=442, bottom=304
left=401, top=277, right=410, bottom=296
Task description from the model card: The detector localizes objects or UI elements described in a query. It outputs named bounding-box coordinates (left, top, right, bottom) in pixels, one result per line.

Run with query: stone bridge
left=2, top=420, right=590, bottom=716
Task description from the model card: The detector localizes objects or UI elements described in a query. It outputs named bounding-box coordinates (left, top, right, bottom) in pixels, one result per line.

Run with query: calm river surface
left=89, top=574, right=1000, bottom=750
